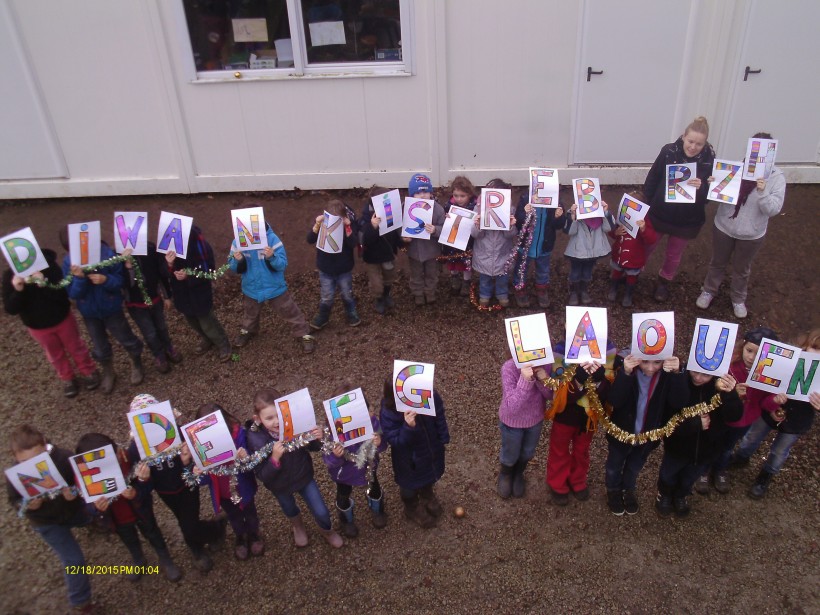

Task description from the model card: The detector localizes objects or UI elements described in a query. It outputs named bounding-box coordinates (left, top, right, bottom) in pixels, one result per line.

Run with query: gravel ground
left=0, top=187, right=818, bottom=614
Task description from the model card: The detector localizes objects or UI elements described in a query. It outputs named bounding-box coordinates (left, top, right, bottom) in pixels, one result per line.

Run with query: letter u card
left=5, top=451, right=68, bottom=500
left=180, top=411, right=238, bottom=470
left=275, top=388, right=317, bottom=442
left=323, top=388, right=374, bottom=447
left=127, top=400, right=181, bottom=459
left=393, top=360, right=436, bottom=416
left=564, top=306, right=608, bottom=364
left=0, top=226, right=48, bottom=277
left=231, top=206, right=268, bottom=252
left=70, top=445, right=128, bottom=503
left=630, top=312, right=675, bottom=360
left=746, top=338, right=801, bottom=395
left=505, top=313, right=554, bottom=368
left=686, top=318, right=738, bottom=376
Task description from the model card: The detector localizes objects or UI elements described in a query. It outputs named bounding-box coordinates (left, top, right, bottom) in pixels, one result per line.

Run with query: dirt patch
left=1, top=185, right=818, bottom=614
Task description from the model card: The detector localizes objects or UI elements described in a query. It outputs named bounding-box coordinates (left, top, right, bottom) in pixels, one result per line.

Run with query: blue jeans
left=499, top=420, right=544, bottom=466
left=514, top=252, right=552, bottom=288
left=605, top=437, right=660, bottom=492
left=34, top=509, right=92, bottom=607
left=83, top=310, right=143, bottom=362
left=273, top=479, right=332, bottom=530
left=658, top=453, right=704, bottom=498
left=736, top=418, right=801, bottom=474
left=712, top=425, right=751, bottom=472
left=567, top=257, right=598, bottom=283
left=128, top=301, right=173, bottom=358
left=479, top=273, right=509, bottom=300
left=319, top=271, right=355, bottom=311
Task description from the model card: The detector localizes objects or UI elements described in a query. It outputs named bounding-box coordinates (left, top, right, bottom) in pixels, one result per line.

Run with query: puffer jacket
left=470, top=202, right=518, bottom=276
left=228, top=225, right=288, bottom=302
left=62, top=242, right=126, bottom=319
left=245, top=423, right=321, bottom=495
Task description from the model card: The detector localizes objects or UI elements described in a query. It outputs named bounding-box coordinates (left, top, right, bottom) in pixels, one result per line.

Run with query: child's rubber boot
left=100, top=359, right=116, bottom=394
left=155, top=546, right=183, bottom=582
left=345, top=307, right=362, bottom=327
left=748, top=469, right=773, bottom=500
left=654, top=276, right=670, bottom=302
left=125, top=543, right=148, bottom=582
left=450, top=275, right=462, bottom=295
left=190, top=547, right=213, bottom=573
left=249, top=532, right=265, bottom=556
left=336, top=499, right=359, bottom=538
left=497, top=464, right=514, bottom=499
left=621, top=283, right=634, bottom=307
left=567, top=283, right=580, bottom=306
left=374, top=296, right=386, bottom=315
left=383, top=285, right=395, bottom=309
left=579, top=280, right=592, bottom=304
left=129, top=354, right=145, bottom=386
left=536, top=284, right=550, bottom=308
left=310, top=303, right=332, bottom=331
left=402, top=495, right=436, bottom=529
left=320, top=527, right=344, bottom=548
left=515, top=289, right=530, bottom=307
left=290, top=514, right=309, bottom=547
left=419, top=484, right=442, bottom=517
left=367, top=492, right=387, bottom=529
left=606, top=278, right=620, bottom=302
left=511, top=459, right=529, bottom=498
left=459, top=279, right=471, bottom=297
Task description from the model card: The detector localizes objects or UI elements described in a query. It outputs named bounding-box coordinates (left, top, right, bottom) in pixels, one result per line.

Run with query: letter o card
left=0, top=227, right=48, bottom=277
left=323, top=388, right=374, bottom=447
left=746, top=338, right=801, bottom=395
left=631, top=312, right=675, bottom=360
left=127, top=400, right=181, bottom=460
left=687, top=318, right=738, bottom=376
left=70, top=445, right=128, bottom=503
left=393, top=360, right=436, bottom=416
left=181, top=412, right=237, bottom=470
left=505, top=313, right=554, bottom=368
left=5, top=451, right=68, bottom=501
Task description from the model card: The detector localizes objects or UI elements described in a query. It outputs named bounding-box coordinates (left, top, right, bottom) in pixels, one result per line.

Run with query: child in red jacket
left=607, top=216, right=658, bottom=306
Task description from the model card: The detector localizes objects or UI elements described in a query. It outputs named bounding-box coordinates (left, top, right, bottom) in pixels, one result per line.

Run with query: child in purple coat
left=322, top=386, right=388, bottom=537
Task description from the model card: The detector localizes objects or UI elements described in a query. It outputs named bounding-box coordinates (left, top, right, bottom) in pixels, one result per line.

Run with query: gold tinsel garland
left=539, top=367, right=723, bottom=445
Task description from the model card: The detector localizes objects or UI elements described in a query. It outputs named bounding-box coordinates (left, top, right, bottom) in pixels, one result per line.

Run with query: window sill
left=190, top=66, right=411, bottom=83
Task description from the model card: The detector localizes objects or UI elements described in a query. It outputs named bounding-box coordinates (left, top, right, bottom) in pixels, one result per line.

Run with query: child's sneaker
left=606, top=490, right=624, bottom=516
left=733, top=302, right=748, bottom=318
left=695, top=291, right=714, bottom=309
left=80, top=370, right=101, bottom=391
left=155, top=354, right=171, bottom=374
left=571, top=486, right=590, bottom=501
left=714, top=470, right=730, bottom=494
left=195, top=338, right=213, bottom=355
left=655, top=493, right=673, bottom=518
left=479, top=298, right=490, bottom=307
left=673, top=496, right=691, bottom=518
left=694, top=474, right=710, bottom=495
left=347, top=309, right=362, bottom=327
left=551, top=490, right=569, bottom=506
left=622, top=490, right=639, bottom=515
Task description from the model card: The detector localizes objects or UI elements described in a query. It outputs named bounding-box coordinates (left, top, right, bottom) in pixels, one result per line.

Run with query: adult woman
left=643, top=116, right=716, bottom=301
left=696, top=132, right=786, bottom=318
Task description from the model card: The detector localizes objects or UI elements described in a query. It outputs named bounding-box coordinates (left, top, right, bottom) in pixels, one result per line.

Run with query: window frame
left=170, top=0, right=415, bottom=83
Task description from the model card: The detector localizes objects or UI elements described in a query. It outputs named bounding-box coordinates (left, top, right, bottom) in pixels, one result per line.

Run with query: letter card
left=686, top=318, right=738, bottom=377
left=70, top=445, right=128, bottom=503
left=402, top=198, right=434, bottom=240
left=630, top=312, right=675, bottom=360
left=479, top=188, right=511, bottom=230
left=746, top=338, right=801, bottom=395
left=0, top=226, right=48, bottom=277
left=372, top=189, right=403, bottom=235
left=707, top=160, right=743, bottom=205
left=180, top=411, right=238, bottom=470
left=528, top=168, right=559, bottom=208
left=617, top=194, right=650, bottom=239
left=743, top=137, right=778, bottom=180
left=113, top=212, right=149, bottom=256
left=439, top=205, right=476, bottom=251
left=786, top=351, right=820, bottom=402
left=505, top=312, right=554, bottom=368
left=127, top=400, right=181, bottom=460
left=323, top=387, right=374, bottom=447
left=564, top=306, right=608, bottom=364
left=231, top=206, right=268, bottom=252
left=67, top=221, right=102, bottom=267
left=393, top=360, right=436, bottom=416
left=156, top=211, right=194, bottom=259
left=665, top=163, right=697, bottom=203
left=573, top=178, right=604, bottom=220
left=275, top=388, right=317, bottom=442
left=316, top=211, right=344, bottom=254
left=5, top=451, right=68, bottom=501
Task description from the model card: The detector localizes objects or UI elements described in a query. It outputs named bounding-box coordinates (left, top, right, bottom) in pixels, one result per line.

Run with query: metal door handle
left=744, top=66, right=762, bottom=81
left=587, top=67, right=603, bottom=82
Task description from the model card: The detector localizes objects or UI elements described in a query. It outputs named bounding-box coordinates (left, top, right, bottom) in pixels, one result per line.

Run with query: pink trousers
left=27, top=313, right=97, bottom=382
left=644, top=233, right=690, bottom=281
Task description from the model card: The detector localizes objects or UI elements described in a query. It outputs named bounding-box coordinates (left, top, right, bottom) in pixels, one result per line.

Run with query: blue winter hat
left=408, top=173, right=433, bottom=196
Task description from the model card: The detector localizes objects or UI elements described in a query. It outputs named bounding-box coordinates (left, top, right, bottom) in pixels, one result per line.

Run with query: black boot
left=383, top=285, right=395, bottom=309
left=419, top=484, right=442, bottom=517
left=402, top=494, right=435, bottom=529
left=579, top=280, right=592, bottom=304
left=336, top=499, right=359, bottom=538
left=606, top=278, right=620, bottom=302
left=567, top=282, right=580, bottom=306
left=621, top=283, right=634, bottom=307
left=511, top=459, right=528, bottom=498
left=130, top=354, right=144, bottom=386
left=155, top=546, right=182, bottom=582
left=310, top=302, right=332, bottom=330
left=100, top=359, right=116, bottom=394
left=655, top=491, right=673, bottom=518
left=497, top=464, right=514, bottom=499
left=654, top=276, right=670, bottom=302
left=748, top=469, right=774, bottom=499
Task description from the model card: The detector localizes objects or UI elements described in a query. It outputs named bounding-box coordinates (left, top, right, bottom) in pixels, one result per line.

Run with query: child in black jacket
left=361, top=186, right=402, bottom=314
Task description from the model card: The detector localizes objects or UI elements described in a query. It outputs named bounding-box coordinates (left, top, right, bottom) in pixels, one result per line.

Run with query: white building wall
left=0, top=0, right=817, bottom=200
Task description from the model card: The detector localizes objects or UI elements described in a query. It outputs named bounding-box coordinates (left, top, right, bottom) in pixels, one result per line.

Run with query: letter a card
left=686, top=318, right=738, bottom=377
left=5, top=451, right=68, bottom=501
left=323, top=388, right=374, bottom=447
left=564, top=306, right=608, bottom=364
left=231, top=206, right=268, bottom=252
left=70, top=445, right=128, bottom=503
left=180, top=411, right=237, bottom=470
left=393, top=360, right=436, bottom=416
left=0, top=226, right=48, bottom=277
left=505, top=313, right=554, bottom=369
left=630, top=312, right=675, bottom=360
left=156, top=211, right=193, bottom=259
